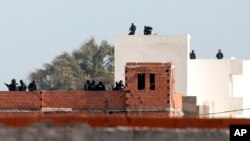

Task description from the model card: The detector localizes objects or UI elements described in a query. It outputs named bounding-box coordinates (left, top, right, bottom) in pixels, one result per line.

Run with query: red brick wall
left=0, top=91, right=41, bottom=109
left=126, top=92, right=170, bottom=108
left=107, top=91, right=126, bottom=110
left=0, top=91, right=126, bottom=110
left=0, top=89, right=181, bottom=112
left=42, top=91, right=105, bottom=109
left=125, top=62, right=181, bottom=111
left=42, top=90, right=126, bottom=110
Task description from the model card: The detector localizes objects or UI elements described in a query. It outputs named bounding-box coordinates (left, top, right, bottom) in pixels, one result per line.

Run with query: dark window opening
left=138, top=73, right=145, bottom=90
left=150, top=73, right=155, bottom=90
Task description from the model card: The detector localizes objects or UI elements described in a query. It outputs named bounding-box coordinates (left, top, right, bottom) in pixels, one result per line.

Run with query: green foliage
left=29, top=38, right=114, bottom=90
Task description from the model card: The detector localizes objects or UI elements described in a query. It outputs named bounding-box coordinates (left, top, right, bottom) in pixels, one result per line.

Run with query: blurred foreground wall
left=0, top=122, right=228, bottom=141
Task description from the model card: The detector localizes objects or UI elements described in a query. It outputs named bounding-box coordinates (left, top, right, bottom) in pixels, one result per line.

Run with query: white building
left=114, top=35, right=190, bottom=95
left=188, top=59, right=243, bottom=117
left=114, top=35, right=249, bottom=117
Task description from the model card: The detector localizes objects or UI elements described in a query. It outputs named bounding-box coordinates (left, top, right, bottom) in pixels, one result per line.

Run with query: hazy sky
left=0, top=0, right=250, bottom=90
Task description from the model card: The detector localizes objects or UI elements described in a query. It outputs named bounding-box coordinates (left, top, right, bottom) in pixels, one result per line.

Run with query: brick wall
left=125, top=62, right=181, bottom=113
left=43, top=91, right=105, bottom=109
left=42, top=90, right=126, bottom=110
left=0, top=91, right=41, bottom=109
left=107, top=91, right=126, bottom=110
left=0, top=91, right=126, bottom=111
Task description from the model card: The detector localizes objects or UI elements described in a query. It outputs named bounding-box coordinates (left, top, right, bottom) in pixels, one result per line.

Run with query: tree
left=29, top=38, right=114, bottom=90
left=29, top=52, right=86, bottom=90
left=72, top=38, right=114, bottom=88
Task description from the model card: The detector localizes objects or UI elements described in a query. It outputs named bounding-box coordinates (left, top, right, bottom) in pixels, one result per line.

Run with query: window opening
left=138, top=73, right=145, bottom=90
left=150, top=73, right=155, bottom=90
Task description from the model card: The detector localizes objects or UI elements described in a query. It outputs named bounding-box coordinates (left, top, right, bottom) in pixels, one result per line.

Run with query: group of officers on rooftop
left=128, top=23, right=153, bottom=35
left=4, top=79, right=125, bottom=92
left=190, top=49, right=224, bottom=59
left=83, top=80, right=125, bottom=91
left=128, top=23, right=225, bottom=60
left=4, top=79, right=37, bottom=91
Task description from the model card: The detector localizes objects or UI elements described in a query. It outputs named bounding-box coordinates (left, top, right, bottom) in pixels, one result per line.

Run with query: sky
left=0, top=0, right=250, bottom=90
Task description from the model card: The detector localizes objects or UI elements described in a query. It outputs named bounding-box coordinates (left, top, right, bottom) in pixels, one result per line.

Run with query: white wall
left=232, top=60, right=250, bottom=117
left=188, top=59, right=243, bottom=117
left=114, top=35, right=190, bottom=95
